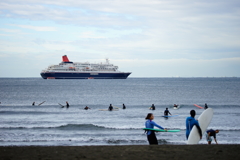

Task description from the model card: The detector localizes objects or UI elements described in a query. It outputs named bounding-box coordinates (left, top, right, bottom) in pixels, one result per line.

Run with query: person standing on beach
left=145, top=113, right=167, bottom=145
left=186, top=110, right=202, bottom=139
left=206, top=129, right=219, bottom=145
left=108, top=104, right=113, bottom=111
left=66, top=101, right=69, bottom=108
left=150, top=104, right=155, bottom=110
left=164, top=108, right=172, bottom=116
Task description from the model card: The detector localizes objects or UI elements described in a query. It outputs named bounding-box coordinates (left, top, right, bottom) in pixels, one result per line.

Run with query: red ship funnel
left=62, top=55, right=70, bottom=62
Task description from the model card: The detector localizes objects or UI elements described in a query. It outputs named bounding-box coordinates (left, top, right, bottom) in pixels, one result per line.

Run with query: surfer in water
left=150, top=104, right=155, bottom=110
left=186, top=110, right=202, bottom=140
left=173, top=104, right=178, bottom=108
left=108, top=104, right=113, bottom=111
left=204, top=103, right=208, bottom=109
left=145, top=113, right=167, bottom=145
left=206, top=129, right=219, bottom=145
left=123, top=104, right=126, bottom=109
left=164, top=108, right=172, bottom=116
left=84, top=106, right=90, bottom=110
left=32, top=102, right=35, bottom=106
left=66, top=101, right=69, bottom=108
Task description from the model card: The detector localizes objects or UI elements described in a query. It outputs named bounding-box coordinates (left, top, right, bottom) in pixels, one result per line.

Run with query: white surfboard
left=187, top=108, right=213, bottom=144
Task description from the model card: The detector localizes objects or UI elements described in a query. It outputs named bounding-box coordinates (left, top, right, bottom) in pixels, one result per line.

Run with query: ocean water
left=0, top=77, right=240, bottom=146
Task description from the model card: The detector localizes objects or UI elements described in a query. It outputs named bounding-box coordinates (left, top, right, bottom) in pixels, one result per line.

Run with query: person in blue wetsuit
left=186, top=110, right=202, bottom=140
left=145, top=113, right=167, bottom=145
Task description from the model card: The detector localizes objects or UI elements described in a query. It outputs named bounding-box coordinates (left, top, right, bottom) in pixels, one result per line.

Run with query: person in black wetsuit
left=84, top=106, right=90, bottom=110
left=164, top=108, right=172, bottom=116
left=32, top=102, right=35, bottom=106
left=108, top=104, right=113, bottom=111
left=66, top=101, right=70, bottom=108
left=150, top=104, right=155, bottom=110
left=206, top=129, right=219, bottom=145
left=123, top=104, right=126, bottom=109
left=204, top=103, right=208, bottom=109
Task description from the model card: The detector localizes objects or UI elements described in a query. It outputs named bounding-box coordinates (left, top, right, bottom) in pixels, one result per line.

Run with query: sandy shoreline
left=0, top=145, right=239, bottom=160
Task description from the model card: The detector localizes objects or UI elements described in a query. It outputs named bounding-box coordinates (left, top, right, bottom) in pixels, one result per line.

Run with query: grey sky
left=0, top=0, right=239, bottom=77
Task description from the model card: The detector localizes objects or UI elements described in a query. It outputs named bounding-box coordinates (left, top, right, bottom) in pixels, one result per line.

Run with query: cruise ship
left=40, top=55, right=131, bottom=79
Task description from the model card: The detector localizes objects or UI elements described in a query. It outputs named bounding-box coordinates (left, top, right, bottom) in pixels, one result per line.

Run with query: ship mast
left=106, top=58, right=110, bottom=64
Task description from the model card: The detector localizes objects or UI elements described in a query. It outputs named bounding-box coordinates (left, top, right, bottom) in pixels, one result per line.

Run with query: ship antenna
left=106, top=58, right=109, bottom=64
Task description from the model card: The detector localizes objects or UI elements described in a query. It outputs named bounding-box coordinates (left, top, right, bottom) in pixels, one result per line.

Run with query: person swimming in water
left=66, top=101, right=69, bottom=108
left=84, top=106, right=90, bottom=110
left=123, top=104, right=126, bottom=109
left=186, top=110, right=202, bottom=140
left=204, top=103, right=208, bottom=109
left=150, top=104, right=155, bottom=110
left=145, top=113, right=167, bottom=145
left=108, top=104, right=113, bottom=111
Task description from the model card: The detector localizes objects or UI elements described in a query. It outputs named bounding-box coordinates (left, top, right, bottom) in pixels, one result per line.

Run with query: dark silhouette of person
left=108, top=104, right=113, bottom=111
left=150, top=104, right=155, bottom=110
left=123, top=104, right=126, bottom=109
left=66, top=101, right=70, bottom=108
left=205, top=103, right=208, bottom=109
left=164, top=108, right=172, bottom=116
left=84, top=106, right=90, bottom=110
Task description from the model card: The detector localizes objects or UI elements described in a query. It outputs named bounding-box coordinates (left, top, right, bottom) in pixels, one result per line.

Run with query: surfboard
left=161, top=115, right=179, bottom=118
left=99, top=109, right=119, bottom=111
left=187, top=108, right=213, bottom=144
left=113, top=106, right=120, bottom=109
left=58, top=103, right=65, bottom=108
left=142, top=128, right=180, bottom=132
left=38, top=101, right=45, bottom=106
left=194, top=104, right=204, bottom=109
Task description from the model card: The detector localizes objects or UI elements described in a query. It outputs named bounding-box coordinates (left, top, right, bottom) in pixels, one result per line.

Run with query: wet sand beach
left=0, top=145, right=239, bottom=160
